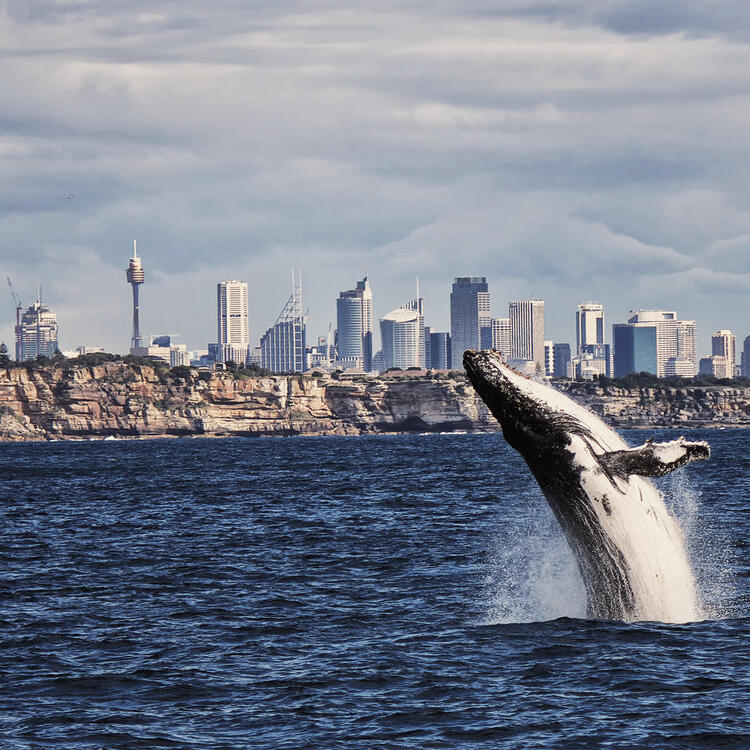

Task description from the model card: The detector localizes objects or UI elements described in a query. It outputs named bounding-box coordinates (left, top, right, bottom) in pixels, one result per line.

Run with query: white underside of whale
left=493, top=363, right=702, bottom=623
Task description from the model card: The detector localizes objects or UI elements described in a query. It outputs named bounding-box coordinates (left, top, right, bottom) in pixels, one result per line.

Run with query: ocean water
left=1, top=430, right=748, bottom=749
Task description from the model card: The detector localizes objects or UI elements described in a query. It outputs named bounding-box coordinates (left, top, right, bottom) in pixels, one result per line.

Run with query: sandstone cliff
left=0, top=363, right=747, bottom=442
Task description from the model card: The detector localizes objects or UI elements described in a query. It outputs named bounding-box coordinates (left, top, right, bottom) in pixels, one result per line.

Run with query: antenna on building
left=133, top=239, right=137, bottom=258
left=416, top=275, right=420, bottom=301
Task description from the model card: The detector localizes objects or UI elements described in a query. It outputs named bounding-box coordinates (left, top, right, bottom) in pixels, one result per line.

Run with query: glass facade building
left=450, top=277, right=490, bottom=369
left=613, top=324, right=657, bottom=378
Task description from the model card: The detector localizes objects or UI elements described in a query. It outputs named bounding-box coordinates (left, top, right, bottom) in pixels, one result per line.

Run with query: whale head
left=462, top=349, right=593, bottom=457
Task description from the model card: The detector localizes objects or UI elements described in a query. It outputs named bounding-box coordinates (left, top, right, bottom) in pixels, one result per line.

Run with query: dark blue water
left=1, top=430, right=748, bottom=748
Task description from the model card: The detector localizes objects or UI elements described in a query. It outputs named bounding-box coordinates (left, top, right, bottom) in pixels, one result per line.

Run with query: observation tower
left=126, top=240, right=145, bottom=350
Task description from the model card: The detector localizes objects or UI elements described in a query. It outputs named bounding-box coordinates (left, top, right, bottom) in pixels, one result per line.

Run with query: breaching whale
left=463, top=349, right=710, bottom=623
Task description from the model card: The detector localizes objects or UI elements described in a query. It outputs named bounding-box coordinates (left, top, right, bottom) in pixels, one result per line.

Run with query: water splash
left=480, top=507, right=587, bottom=624
left=659, top=471, right=737, bottom=620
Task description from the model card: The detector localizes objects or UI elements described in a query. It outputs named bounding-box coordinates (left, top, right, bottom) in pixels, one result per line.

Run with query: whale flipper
left=599, top=437, right=710, bottom=479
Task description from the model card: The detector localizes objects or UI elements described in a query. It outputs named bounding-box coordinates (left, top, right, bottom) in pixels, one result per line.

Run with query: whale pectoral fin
left=599, top=437, right=710, bottom=478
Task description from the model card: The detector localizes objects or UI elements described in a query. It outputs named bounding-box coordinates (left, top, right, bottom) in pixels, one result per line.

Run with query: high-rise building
left=743, top=335, right=750, bottom=377
left=699, top=356, right=729, bottom=379
left=490, top=317, right=511, bottom=356
left=613, top=323, right=657, bottom=378
left=711, top=330, right=736, bottom=379
left=401, top=296, right=425, bottom=368
left=509, top=300, right=545, bottom=372
left=576, top=303, right=604, bottom=356
left=126, top=240, right=145, bottom=351
left=615, top=310, right=696, bottom=378
left=380, top=307, right=420, bottom=370
left=450, top=277, right=490, bottom=369
left=336, top=277, right=373, bottom=371
left=552, top=343, right=571, bottom=378
left=543, top=341, right=554, bottom=376
left=429, top=332, right=451, bottom=370
left=17, top=295, right=59, bottom=360
left=217, top=280, right=250, bottom=365
left=260, top=272, right=306, bottom=373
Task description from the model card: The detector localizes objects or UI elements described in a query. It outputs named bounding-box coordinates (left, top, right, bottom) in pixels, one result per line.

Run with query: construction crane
left=6, top=277, right=22, bottom=361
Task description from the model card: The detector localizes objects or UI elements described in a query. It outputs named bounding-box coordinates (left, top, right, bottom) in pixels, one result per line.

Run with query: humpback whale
left=463, top=350, right=710, bottom=623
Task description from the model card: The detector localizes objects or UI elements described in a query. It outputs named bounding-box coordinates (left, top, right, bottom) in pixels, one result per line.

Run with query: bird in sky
left=66, top=193, right=74, bottom=199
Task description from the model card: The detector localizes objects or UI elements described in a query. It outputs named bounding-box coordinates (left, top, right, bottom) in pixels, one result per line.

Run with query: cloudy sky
left=2, top=0, right=749, bottom=356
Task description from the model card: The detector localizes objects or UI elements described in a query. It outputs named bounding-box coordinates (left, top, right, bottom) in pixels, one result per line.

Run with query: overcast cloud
left=1, top=0, right=748, bottom=355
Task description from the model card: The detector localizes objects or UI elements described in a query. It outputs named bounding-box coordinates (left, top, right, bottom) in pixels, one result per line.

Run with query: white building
left=544, top=340, right=554, bottom=377
left=626, top=310, right=696, bottom=378
left=336, top=277, right=373, bottom=371
left=711, top=330, right=736, bottom=379
left=490, top=317, right=511, bottom=356
left=576, top=302, right=604, bottom=356
left=380, top=308, right=420, bottom=370
left=401, top=296, right=425, bottom=368
left=217, top=280, right=250, bottom=365
left=509, top=300, right=545, bottom=372
left=17, top=298, right=59, bottom=360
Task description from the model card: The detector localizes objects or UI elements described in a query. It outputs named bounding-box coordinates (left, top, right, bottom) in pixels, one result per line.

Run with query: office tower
left=576, top=303, right=604, bottom=356
left=423, top=326, right=432, bottom=370
left=260, top=272, right=306, bottom=373
left=544, top=341, right=554, bottom=376
left=429, top=332, right=451, bottom=370
left=615, top=310, right=696, bottom=378
left=336, top=276, right=373, bottom=371
left=217, top=280, right=250, bottom=365
left=17, top=293, right=59, bottom=360
left=552, top=343, right=571, bottom=378
left=125, top=240, right=145, bottom=351
left=711, top=330, right=736, bottom=379
left=743, top=335, right=750, bottom=377
left=490, top=317, right=511, bottom=355
left=380, top=307, right=420, bottom=370
left=699, top=356, right=729, bottom=379
left=401, top=295, right=425, bottom=368
left=509, top=300, right=545, bottom=371
left=613, top=323, right=657, bottom=378
left=450, top=277, right=490, bottom=369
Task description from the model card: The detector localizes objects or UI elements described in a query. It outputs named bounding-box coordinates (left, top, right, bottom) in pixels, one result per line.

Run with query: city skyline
left=5, top=253, right=749, bottom=370
left=2, top=5, right=749, bottom=362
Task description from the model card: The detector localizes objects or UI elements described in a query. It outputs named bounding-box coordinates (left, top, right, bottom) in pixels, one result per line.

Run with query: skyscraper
left=429, top=331, right=451, bottom=370
left=613, top=323, right=657, bottom=378
left=490, top=317, right=511, bottom=355
left=576, top=302, right=604, bottom=356
left=401, top=295, right=425, bottom=368
left=552, top=343, right=571, bottom=378
left=509, top=300, right=545, bottom=371
left=621, top=310, right=696, bottom=378
left=380, top=307, right=420, bottom=370
left=450, top=276, right=490, bottom=369
left=260, top=272, right=306, bottom=373
left=336, top=277, right=373, bottom=371
left=217, top=280, right=250, bottom=365
left=743, top=335, right=750, bottom=378
left=17, top=293, right=59, bottom=360
left=125, top=240, right=144, bottom=351
left=711, top=329, right=736, bottom=379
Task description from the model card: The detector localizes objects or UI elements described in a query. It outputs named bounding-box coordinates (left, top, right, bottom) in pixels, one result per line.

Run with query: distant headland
left=0, top=355, right=748, bottom=442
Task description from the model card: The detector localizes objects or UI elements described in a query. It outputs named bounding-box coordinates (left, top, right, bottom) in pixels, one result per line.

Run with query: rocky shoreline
left=0, top=362, right=748, bottom=442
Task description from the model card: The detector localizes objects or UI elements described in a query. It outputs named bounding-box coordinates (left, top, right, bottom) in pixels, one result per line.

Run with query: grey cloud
left=0, top=1, right=748, bottom=355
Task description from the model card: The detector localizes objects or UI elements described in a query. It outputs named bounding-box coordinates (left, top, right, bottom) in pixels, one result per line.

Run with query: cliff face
left=0, top=364, right=496, bottom=441
left=0, top=363, right=748, bottom=441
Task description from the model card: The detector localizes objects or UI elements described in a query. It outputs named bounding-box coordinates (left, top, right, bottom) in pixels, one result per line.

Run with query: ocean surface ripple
left=1, top=430, right=748, bottom=748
